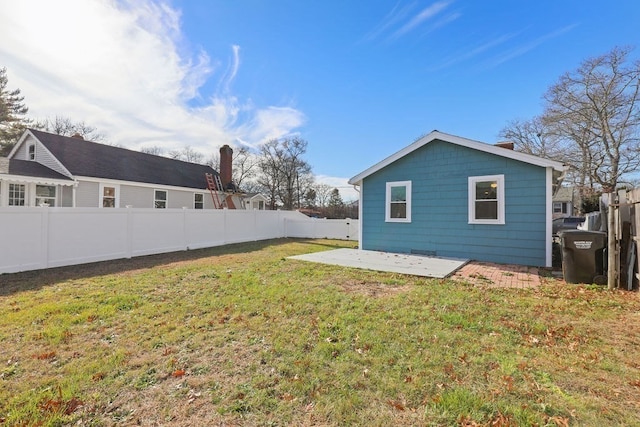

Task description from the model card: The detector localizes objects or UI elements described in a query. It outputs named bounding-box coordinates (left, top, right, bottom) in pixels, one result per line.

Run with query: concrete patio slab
left=288, top=248, right=468, bottom=278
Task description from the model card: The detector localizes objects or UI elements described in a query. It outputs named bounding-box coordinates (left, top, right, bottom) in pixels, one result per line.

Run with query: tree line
left=0, top=67, right=352, bottom=216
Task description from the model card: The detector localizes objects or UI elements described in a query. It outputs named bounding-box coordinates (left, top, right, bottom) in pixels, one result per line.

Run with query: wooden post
left=607, top=194, right=617, bottom=290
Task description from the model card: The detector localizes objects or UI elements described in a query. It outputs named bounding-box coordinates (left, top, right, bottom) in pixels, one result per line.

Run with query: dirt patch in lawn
left=338, top=280, right=412, bottom=297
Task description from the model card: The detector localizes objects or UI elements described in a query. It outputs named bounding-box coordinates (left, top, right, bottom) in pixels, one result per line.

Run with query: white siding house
left=0, top=129, right=237, bottom=209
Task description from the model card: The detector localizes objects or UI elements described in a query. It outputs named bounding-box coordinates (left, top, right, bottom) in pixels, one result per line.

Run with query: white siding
left=60, top=186, right=74, bottom=207
left=120, top=185, right=152, bottom=208
left=14, top=136, right=31, bottom=159
left=76, top=181, right=99, bottom=207
left=168, top=190, right=192, bottom=209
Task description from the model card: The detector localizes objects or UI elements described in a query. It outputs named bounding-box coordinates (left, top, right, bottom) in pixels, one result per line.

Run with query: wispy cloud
left=362, top=0, right=455, bottom=43
left=0, top=0, right=304, bottom=156
left=217, top=44, right=241, bottom=95
left=360, top=1, right=416, bottom=43
left=392, top=1, right=452, bottom=39
left=486, top=24, right=578, bottom=68
left=431, top=33, right=518, bottom=70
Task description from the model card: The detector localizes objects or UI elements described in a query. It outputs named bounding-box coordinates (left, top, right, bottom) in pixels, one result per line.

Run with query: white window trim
left=28, top=144, right=36, bottom=160
left=194, top=192, right=204, bottom=209
left=468, top=175, right=505, bottom=225
left=385, top=180, right=412, bottom=223
left=154, top=189, right=168, bottom=209
left=35, top=184, right=57, bottom=207
left=99, top=183, right=120, bottom=208
left=8, top=183, right=26, bottom=206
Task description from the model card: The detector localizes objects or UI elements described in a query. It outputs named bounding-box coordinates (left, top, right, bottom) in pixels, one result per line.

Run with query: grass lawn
left=1, top=238, right=639, bottom=426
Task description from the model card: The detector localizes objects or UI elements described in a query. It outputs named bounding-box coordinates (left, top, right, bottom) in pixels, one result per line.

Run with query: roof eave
left=0, top=173, right=76, bottom=186
left=348, top=131, right=566, bottom=183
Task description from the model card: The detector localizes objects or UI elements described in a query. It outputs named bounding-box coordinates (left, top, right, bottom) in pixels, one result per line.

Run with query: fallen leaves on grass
left=387, top=400, right=405, bottom=411
left=38, top=386, right=83, bottom=417
left=33, top=351, right=56, bottom=360
left=172, top=369, right=186, bottom=378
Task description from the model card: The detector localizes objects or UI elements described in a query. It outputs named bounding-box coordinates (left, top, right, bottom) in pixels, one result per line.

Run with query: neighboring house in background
left=348, top=130, right=566, bottom=267
left=0, top=129, right=239, bottom=209
left=241, top=192, right=269, bottom=210
left=552, top=186, right=576, bottom=218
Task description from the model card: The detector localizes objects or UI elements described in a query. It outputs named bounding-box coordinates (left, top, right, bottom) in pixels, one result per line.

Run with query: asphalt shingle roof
left=30, top=129, right=217, bottom=189
left=0, top=157, right=73, bottom=181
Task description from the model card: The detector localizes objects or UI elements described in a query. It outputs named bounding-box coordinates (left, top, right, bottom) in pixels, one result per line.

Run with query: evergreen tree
left=0, top=67, right=29, bottom=154
left=327, top=188, right=345, bottom=218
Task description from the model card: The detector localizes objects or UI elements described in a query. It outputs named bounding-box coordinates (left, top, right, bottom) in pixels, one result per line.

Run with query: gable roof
left=24, top=129, right=217, bottom=189
left=553, top=186, right=575, bottom=202
left=243, top=192, right=268, bottom=200
left=348, top=130, right=566, bottom=185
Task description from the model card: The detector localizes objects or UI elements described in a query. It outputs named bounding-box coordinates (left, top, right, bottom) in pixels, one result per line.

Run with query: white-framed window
left=194, top=193, right=204, bottom=209
left=385, top=181, right=411, bottom=222
left=100, top=184, right=118, bottom=208
left=9, top=183, right=26, bottom=206
left=468, top=175, right=505, bottom=224
left=553, top=202, right=567, bottom=214
left=28, top=144, right=35, bottom=160
left=154, top=189, right=167, bottom=208
left=36, top=185, right=56, bottom=207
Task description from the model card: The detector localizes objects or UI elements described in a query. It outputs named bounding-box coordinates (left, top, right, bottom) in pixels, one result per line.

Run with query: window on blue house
left=468, top=175, right=505, bottom=224
left=385, top=181, right=411, bottom=222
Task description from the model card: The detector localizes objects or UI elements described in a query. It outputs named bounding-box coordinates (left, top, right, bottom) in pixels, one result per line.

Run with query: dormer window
left=28, top=144, right=35, bottom=160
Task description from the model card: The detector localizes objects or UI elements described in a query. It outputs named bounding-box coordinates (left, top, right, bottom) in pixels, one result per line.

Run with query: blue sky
left=1, top=1, right=639, bottom=200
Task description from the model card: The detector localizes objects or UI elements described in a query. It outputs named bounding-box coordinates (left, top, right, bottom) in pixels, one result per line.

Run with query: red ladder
left=205, top=173, right=225, bottom=209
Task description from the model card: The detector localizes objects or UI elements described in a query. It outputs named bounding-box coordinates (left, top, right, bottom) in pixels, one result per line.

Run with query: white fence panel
left=285, top=218, right=358, bottom=240
left=184, top=210, right=227, bottom=250
left=130, top=209, right=187, bottom=257
left=0, top=207, right=359, bottom=275
left=48, top=208, right=130, bottom=267
left=0, top=208, right=46, bottom=272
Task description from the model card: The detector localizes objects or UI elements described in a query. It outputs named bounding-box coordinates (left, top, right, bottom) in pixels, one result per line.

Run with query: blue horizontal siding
left=361, top=140, right=549, bottom=266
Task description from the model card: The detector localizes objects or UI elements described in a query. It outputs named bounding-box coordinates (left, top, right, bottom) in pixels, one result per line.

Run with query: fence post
left=126, top=206, right=133, bottom=258
left=40, top=207, right=50, bottom=270
left=607, top=194, right=617, bottom=290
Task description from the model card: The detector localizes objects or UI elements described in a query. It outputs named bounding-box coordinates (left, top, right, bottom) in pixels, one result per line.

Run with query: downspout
left=545, top=167, right=553, bottom=267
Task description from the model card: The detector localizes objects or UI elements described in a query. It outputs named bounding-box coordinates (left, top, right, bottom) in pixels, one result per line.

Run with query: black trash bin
left=560, top=230, right=607, bottom=284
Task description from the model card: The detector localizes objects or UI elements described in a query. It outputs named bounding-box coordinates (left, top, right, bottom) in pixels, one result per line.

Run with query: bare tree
left=542, top=46, right=640, bottom=191
left=34, top=115, right=106, bottom=142
left=206, top=146, right=259, bottom=191
left=313, top=183, right=333, bottom=208
left=168, top=146, right=204, bottom=163
left=256, top=137, right=313, bottom=210
left=0, top=67, right=30, bottom=154
left=140, top=145, right=164, bottom=156
left=256, top=141, right=282, bottom=209
left=499, top=116, right=567, bottom=159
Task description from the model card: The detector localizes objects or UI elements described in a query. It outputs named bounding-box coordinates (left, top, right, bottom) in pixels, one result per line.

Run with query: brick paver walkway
left=451, top=261, right=542, bottom=288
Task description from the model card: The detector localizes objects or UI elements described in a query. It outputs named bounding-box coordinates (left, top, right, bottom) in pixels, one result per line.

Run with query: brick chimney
left=494, top=141, right=514, bottom=150
left=220, top=145, right=233, bottom=189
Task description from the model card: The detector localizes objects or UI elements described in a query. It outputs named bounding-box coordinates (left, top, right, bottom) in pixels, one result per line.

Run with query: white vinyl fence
left=0, top=207, right=358, bottom=274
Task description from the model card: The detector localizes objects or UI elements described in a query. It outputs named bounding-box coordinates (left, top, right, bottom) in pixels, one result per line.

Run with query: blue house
left=348, top=131, right=566, bottom=267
